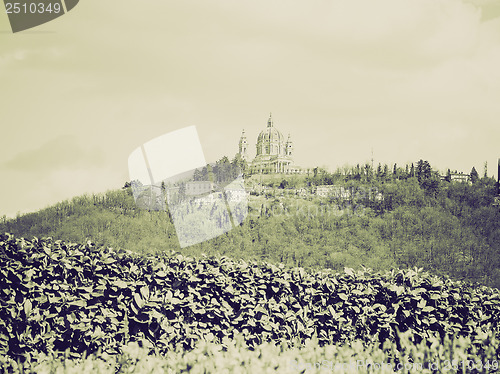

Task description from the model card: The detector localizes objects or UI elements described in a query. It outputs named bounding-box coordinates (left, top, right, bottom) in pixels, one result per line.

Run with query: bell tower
left=238, top=129, right=248, bottom=161
left=286, top=134, right=293, bottom=156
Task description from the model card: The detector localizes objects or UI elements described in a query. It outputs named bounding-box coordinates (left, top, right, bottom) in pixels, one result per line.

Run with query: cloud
left=2, top=135, right=105, bottom=172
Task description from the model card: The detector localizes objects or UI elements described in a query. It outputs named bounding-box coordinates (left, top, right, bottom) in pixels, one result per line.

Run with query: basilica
left=237, top=114, right=301, bottom=174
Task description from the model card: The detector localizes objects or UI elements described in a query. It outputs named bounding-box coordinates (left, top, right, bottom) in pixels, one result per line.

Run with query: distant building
left=186, top=181, right=214, bottom=196
left=316, top=185, right=350, bottom=199
left=451, top=173, right=470, bottom=183
left=130, top=181, right=166, bottom=211
left=316, top=185, right=383, bottom=201
left=441, top=172, right=470, bottom=183
left=237, top=114, right=301, bottom=174
left=224, top=188, right=249, bottom=202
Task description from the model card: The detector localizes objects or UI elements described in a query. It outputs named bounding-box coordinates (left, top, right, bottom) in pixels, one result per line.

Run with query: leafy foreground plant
left=0, top=233, right=499, bottom=371
left=2, top=331, right=499, bottom=373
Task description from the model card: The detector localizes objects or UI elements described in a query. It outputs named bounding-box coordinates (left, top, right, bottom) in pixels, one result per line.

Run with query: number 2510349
left=5, top=2, right=62, bottom=14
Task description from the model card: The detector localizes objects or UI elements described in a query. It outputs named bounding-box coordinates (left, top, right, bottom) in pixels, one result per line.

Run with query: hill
left=1, top=166, right=499, bottom=288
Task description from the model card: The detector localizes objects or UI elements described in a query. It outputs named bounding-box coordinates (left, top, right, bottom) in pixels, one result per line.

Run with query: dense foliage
left=1, top=234, right=499, bottom=371
left=8, top=331, right=500, bottom=373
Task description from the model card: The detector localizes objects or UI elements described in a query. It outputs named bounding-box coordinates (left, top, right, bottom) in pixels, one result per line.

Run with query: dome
left=257, top=127, right=284, bottom=143
left=257, top=114, right=284, bottom=144
left=247, top=113, right=298, bottom=174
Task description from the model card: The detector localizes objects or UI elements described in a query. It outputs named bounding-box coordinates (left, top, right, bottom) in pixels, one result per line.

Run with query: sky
left=1, top=0, right=500, bottom=218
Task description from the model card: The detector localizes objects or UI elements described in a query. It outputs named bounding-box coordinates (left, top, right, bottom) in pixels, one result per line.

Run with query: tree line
left=1, top=158, right=499, bottom=288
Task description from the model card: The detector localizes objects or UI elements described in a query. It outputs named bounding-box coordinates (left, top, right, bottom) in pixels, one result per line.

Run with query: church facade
left=238, top=114, right=301, bottom=174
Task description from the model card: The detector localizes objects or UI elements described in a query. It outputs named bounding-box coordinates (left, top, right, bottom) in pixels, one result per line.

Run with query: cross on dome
left=267, top=113, right=273, bottom=127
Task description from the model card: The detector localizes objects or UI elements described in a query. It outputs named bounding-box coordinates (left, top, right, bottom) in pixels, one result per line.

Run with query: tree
left=364, top=163, right=373, bottom=182
left=279, top=179, right=289, bottom=189
left=414, top=160, right=440, bottom=196
left=470, top=166, right=479, bottom=184
left=179, top=182, right=186, bottom=199
left=383, top=164, right=389, bottom=180
left=207, top=164, right=215, bottom=182
left=193, top=168, right=202, bottom=181
left=445, top=169, right=451, bottom=182
left=231, top=153, right=247, bottom=178
left=416, top=160, right=431, bottom=184
left=199, top=166, right=208, bottom=181
left=353, top=164, right=361, bottom=181
left=423, top=171, right=441, bottom=197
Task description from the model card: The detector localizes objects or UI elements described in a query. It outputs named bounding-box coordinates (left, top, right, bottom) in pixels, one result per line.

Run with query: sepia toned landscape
left=2, top=0, right=500, bottom=372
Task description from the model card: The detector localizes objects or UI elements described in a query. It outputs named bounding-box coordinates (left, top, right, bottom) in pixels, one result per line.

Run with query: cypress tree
left=470, top=167, right=479, bottom=183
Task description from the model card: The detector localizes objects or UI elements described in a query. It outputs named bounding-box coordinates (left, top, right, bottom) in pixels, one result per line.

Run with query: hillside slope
left=1, top=175, right=499, bottom=288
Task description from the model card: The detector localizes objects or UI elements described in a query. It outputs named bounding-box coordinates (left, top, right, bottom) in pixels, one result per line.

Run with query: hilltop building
left=185, top=181, right=214, bottom=196
left=450, top=172, right=470, bottom=183
left=237, top=114, right=301, bottom=174
left=440, top=171, right=471, bottom=183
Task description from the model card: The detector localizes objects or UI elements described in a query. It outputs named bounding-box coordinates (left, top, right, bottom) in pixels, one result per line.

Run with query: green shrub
left=1, top=233, right=499, bottom=372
